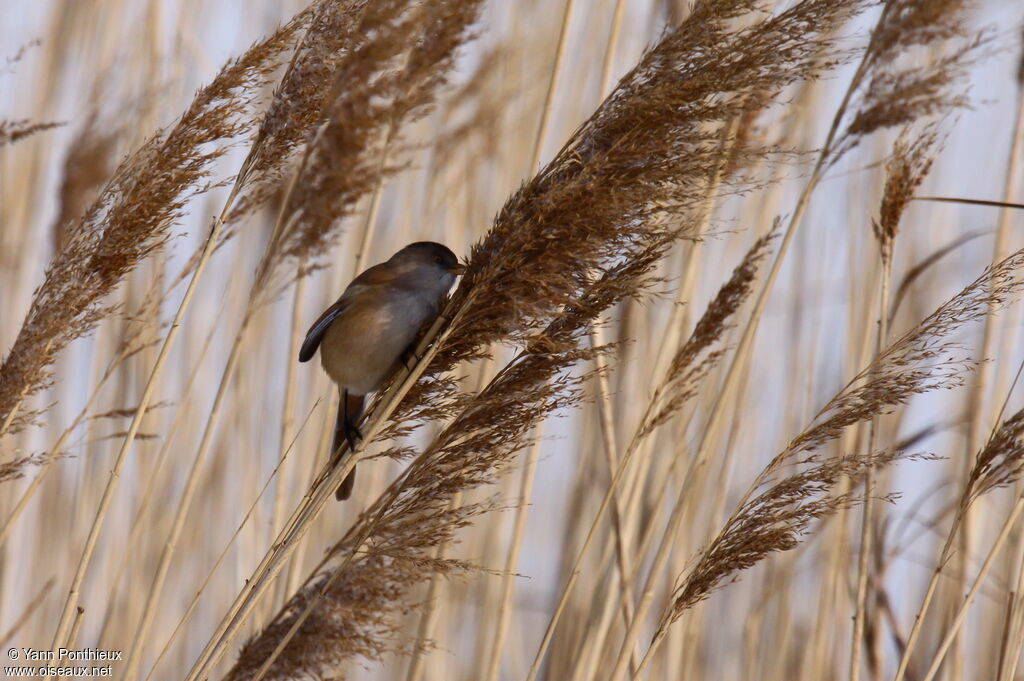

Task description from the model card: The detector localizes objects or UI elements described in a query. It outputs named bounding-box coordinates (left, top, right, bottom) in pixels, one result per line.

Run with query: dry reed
left=0, top=9, right=309, bottom=443
left=3, top=3, right=1023, bottom=681
left=221, top=1, right=916, bottom=677
left=0, top=120, right=62, bottom=147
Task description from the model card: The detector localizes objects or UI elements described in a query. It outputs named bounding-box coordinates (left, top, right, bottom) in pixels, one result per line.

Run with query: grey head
left=387, top=241, right=465, bottom=294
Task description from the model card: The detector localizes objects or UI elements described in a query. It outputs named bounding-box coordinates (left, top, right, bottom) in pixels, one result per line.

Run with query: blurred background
left=2, top=1, right=1024, bottom=679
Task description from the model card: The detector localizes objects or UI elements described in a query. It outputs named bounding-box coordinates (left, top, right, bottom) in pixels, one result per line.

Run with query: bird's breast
left=319, top=289, right=438, bottom=394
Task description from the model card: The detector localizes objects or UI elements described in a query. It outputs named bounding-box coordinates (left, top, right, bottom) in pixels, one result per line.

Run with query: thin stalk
left=0, top=340, right=51, bottom=440
left=283, top=411, right=333, bottom=598
left=996, top=533, right=1024, bottom=681
left=570, top=562, right=627, bottom=681
left=583, top=2, right=644, bottom=668
left=648, top=114, right=740, bottom=385
left=620, top=342, right=754, bottom=678
left=530, top=112, right=741, bottom=681
left=268, top=265, right=307, bottom=614
left=914, top=196, right=1024, bottom=210
left=0, top=393, right=25, bottom=438
left=807, top=199, right=881, bottom=680
left=524, top=429, right=640, bottom=681
left=122, top=304, right=256, bottom=680
left=129, top=25, right=384, bottom=669
left=604, top=11, right=893, bottom=676
left=633, top=617, right=669, bottom=679
left=404, top=492, right=463, bottom=681
left=353, top=125, right=396, bottom=274
left=481, top=2, right=586, bottom=673
left=49, top=203, right=234, bottom=656
left=186, top=438, right=361, bottom=681
left=851, top=251, right=894, bottom=681
left=183, top=297, right=475, bottom=681
left=526, top=246, right=735, bottom=681
left=633, top=129, right=795, bottom=681
left=891, top=496, right=980, bottom=678
left=589, top=325, right=643, bottom=672
left=404, top=351, right=491, bottom=681
left=963, top=79, right=1024, bottom=461
left=956, top=72, right=1024, bottom=681
left=47, top=13, right=322, bottom=647
left=529, top=0, right=576, bottom=172
left=573, top=441, right=668, bottom=679
left=248, top=462, right=405, bottom=681
left=142, top=402, right=315, bottom=681
left=641, top=411, right=770, bottom=678
left=599, top=0, right=626, bottom=96
left=526, top=330, right=700, bottom=680
left=920, top=494, right=1024, bottom=681
left=893, top=342, right=1024, bottom=681
left=483, top=436, right=540, bottom=681
left=0, top=579, right=54, bottom=649
left=66, top=606, right=85, bottom=649
left=0, top=337, right=131, bottom=545
left=96, top=322, right=218, bottom=647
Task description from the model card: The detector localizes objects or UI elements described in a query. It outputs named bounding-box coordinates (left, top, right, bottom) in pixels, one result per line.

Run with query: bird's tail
left=331, top=390, right=364, bottom=501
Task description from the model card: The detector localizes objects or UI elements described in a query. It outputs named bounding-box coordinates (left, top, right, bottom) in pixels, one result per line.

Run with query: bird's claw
left=401, top=348, right=419, bottom=372
left=343, top=421, right=363, bottom=450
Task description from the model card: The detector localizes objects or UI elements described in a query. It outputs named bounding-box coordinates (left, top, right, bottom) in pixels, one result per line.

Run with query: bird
left=299, top=241, right=465, bottom=500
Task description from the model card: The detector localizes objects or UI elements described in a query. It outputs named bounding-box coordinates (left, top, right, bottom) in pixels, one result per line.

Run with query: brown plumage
left=300, top=242, right=463, bottom=500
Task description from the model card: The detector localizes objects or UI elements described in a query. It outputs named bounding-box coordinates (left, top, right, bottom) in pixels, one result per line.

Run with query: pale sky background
left=2, top=1, right=1024, bottom=677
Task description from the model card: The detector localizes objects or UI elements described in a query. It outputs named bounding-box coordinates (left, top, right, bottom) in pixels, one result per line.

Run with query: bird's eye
left=435, top=256, right=444, bottom=264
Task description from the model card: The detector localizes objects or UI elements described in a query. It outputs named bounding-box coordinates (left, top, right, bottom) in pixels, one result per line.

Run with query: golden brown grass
left=2, top=2, right=1024, bottom=681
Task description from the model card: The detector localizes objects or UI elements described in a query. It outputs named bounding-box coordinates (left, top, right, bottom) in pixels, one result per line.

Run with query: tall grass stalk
left=4, top=4, right=1023, bottom=681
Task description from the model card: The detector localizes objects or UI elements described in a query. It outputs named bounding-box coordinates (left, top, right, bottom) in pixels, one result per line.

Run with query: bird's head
left=389, top=241, right=466, bottom=293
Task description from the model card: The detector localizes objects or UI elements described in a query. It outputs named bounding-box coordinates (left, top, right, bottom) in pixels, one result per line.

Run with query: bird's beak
left=449, top=263, right=468, bottom=276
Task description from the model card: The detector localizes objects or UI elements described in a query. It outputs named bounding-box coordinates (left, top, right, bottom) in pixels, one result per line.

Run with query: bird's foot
left=343, top=421, right=363, bottom=450
left=401, top=347, right=420, bottom=371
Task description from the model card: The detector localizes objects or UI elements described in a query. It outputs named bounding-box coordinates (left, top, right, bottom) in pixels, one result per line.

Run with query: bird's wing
left=299, top=297, right=350, bottom=362
left=298, top=263, right=398, bottom=363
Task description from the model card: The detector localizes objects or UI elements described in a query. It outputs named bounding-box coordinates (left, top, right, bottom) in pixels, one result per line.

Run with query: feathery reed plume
left=966, top=407, right=1024, bottom=501
left=738, top=247, right=1024, bottom=681
left=679, top=13, right=987, bottom=630
left=427, top=0, right=866, bottom=373
left=0, top=119, right=62, bottom=147
left=588, top=3, right=990, bottom=677
left=872, top=125, right=942, bottom=263
left=665, top=450, right=916, bottom=621
left=0, top=11, right=312, bottom=441
left=516, top=223, right=782, bottom=681
left=226, top=240, right=671, bottom=681
left=677, top=246, right=1024, bottom=594
left=639, top=248, right=1024, bottom=671
left=116, top=4, right=484, bottom=677
left=226, top=0, right=372, bottom=225
left=220, top=2, right=885, bottom=676
left=853, top=119, right=944, bottom=681
left=297, top=0, right=869, bottom=451
left=632, top=449, right=930, bottom=679
left=835, top=0, right=979, bottom=158
left=0, top=286, right=162, bottom=487
left=640, top=225, right=779, bottom=438
left=895, top=341, right=1024, bottom=681
left=0, top=453, right=61, bottom=484
left=773, top=249, right=1024, bottom=476
left=4, top=5, right=1020, bottom=681
left=257, top=0, right=484, bottom=286
left=433, top=45, right=508, bottom=168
